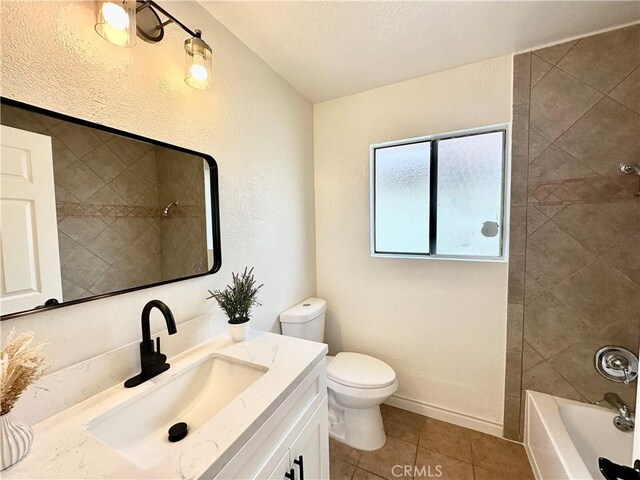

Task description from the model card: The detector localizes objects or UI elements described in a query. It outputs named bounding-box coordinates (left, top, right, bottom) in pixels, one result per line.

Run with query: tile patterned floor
left=329, top=405, right=535, bottom=480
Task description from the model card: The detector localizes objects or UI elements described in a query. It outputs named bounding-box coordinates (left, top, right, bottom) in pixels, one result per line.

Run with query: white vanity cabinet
left=212, top=358, right=330, bottom=480
left=265, top=401, right=328, bottom=480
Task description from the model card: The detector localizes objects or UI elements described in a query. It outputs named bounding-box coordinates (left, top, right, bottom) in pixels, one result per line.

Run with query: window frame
left=370, top=123, right=511, bottom=263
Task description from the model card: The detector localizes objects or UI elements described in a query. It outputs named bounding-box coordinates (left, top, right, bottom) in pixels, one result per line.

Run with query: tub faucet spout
left=604, top=392, right=634, bottom=432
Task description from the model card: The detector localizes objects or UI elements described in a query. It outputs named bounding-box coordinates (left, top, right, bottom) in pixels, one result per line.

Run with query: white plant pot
left=228, top=320, right=250, bottom=342
left=1, top=413, right=32, bottom=471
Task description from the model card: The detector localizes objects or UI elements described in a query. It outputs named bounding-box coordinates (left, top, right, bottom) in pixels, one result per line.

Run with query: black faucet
left=124, top=300, right=178, bottom=388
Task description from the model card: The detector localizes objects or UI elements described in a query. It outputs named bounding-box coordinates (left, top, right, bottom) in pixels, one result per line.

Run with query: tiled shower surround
left=504, top=24, right=640, bottom=440
left=1, top=104, right=208, bottom=303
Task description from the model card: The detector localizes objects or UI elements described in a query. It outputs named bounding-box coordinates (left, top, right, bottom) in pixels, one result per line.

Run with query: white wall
left=0, top=1, right=316, bottom=373
left=2, top=1, right=512, bottom=430
left=314, top=56, right=512, bottom=429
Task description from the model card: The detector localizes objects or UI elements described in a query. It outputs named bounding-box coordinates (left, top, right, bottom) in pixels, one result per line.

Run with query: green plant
left=209, top=267, right=263, bottom=324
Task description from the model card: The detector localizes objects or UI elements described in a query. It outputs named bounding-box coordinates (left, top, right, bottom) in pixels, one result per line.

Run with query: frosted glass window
left=370, top=127, right=506, bottom=260
left=436, top=132, right=504, bottom=257
left=373, top=142, right=430, bottom=254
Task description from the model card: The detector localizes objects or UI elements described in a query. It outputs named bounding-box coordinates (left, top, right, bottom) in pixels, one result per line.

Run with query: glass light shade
left=94, top=0, right=137, bottom=47
left=184, top=36, right=212, bottom=90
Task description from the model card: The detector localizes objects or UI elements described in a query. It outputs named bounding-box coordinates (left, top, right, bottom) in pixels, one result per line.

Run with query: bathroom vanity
left=4, top=330, right=329, bottom=480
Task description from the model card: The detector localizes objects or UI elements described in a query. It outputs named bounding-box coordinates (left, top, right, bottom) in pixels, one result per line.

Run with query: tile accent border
left=56, top=202, right=204, bottom=219
left=57, top=202, right=161, bottom=218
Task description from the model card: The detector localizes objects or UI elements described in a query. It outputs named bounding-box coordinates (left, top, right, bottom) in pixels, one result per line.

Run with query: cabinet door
left=263, top=450, right=291, bottom=480
left=290, top=398, right=329, bottom=480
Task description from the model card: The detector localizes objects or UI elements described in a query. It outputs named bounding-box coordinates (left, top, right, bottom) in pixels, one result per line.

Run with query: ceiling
left=201, top=1, right=640, bottom=103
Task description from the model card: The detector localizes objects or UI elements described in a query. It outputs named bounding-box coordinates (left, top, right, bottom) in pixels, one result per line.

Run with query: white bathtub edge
left=524, top=393, right=543, bottom=480
left=525, top=390, right=593, bottom=480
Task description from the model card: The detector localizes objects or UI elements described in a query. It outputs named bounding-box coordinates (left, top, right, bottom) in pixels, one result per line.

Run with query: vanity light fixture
left=94, top=1, right=137, bottom=47
left=94, top=0, right=213, bottom=90
left=184, top=31, right=212, bottom=90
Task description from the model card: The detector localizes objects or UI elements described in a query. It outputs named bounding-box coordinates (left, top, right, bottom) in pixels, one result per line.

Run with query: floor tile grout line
left=332, top=422, right=534, bottom=478
left=412, top=438, right=418, bottom=480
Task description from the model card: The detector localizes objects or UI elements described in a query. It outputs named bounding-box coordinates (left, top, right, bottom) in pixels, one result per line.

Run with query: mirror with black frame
left=0, top=98, right=221, bottom=319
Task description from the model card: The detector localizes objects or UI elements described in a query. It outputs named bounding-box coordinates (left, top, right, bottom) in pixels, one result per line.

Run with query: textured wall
left=0, top=1, right=315, bottom=374
left=314, top=56, right=512, bottom=430
left=504, top=24, right=640, bottom=440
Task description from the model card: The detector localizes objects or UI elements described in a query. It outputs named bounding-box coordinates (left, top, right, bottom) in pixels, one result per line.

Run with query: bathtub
left=525, top=391, right=634, bottom=479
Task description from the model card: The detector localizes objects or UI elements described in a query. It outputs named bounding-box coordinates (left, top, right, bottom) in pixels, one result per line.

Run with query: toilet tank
left=279, top=298, right=326, bottom=343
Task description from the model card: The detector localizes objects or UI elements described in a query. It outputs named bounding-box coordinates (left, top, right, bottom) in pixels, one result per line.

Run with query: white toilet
left=279, top=298, right=398, bottom=451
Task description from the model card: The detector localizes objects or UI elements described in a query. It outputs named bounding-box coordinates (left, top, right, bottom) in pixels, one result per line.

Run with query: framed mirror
left=0, top=98, right=221, bottom=319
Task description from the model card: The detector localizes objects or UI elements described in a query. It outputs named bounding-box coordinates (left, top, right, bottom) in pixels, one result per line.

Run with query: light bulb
left=94, top=0, right=136, bottom=47
left=102, top=2, right=129, bottom=30
left=189, top=61, right=208, bottom=82
left=184, top=33, right=212, bottom=90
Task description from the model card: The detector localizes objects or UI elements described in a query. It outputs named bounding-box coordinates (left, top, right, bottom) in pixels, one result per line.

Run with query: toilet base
left=328, top=397, right=386, bottom=451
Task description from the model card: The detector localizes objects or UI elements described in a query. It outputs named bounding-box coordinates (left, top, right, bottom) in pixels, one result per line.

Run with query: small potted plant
left=1, top=329, right=48, bottom=470
left=208, top=267, right=263, bottom=342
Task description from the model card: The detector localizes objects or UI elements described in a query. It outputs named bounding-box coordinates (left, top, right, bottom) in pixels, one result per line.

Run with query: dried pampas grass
left=1, top=329, right=48, bottom=415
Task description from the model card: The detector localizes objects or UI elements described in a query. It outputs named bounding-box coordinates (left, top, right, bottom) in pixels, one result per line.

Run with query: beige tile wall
left=156, top=148, right=208, bottom=280
left=504, top=24, right=640, bottom=440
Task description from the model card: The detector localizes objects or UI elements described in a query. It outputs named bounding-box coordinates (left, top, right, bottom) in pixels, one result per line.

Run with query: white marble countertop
left=4, top=330, right=327, bottom=480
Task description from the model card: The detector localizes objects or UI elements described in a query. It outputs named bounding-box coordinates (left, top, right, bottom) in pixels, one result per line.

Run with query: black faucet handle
left=156, top=337, right=161, bottom=354
left=141, top=350, right=168, bottom=375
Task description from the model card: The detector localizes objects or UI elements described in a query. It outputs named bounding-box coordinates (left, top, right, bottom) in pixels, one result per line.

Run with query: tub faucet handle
left=606, top=354, right=632, bottom=383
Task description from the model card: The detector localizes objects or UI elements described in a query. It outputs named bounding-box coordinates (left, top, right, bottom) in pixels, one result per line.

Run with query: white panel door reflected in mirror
left=0, top=125, right=62, bottom=314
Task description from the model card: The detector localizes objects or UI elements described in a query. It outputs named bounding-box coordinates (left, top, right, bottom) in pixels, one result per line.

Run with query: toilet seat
left=326, top=352, right=396, bottom=389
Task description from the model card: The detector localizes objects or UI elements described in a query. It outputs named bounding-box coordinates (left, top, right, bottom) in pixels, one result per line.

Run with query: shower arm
left=162, top=200, right=179, bottom=217
left=619, top=163, right=640, bottom=197
left=620, top=163, right=640, bottom=176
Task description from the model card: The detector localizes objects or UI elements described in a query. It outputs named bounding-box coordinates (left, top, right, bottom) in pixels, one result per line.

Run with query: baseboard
left=385, top=394, right=504, bottom=438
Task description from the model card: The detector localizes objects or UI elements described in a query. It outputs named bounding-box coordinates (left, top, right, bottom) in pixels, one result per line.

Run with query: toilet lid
left=327, top=352, right=396, bottom=389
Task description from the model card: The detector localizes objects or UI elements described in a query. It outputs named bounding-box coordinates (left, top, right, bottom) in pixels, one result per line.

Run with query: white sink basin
left=86, top=354, right=267, bottom=469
